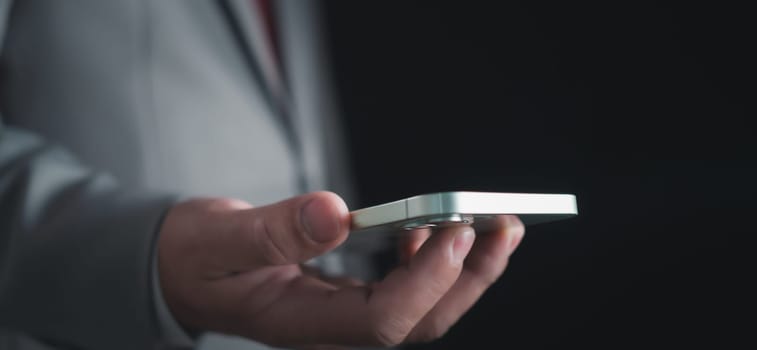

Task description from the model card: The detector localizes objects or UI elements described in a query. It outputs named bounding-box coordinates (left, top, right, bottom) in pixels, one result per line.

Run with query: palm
left=159, top=193, right=524, bottom=348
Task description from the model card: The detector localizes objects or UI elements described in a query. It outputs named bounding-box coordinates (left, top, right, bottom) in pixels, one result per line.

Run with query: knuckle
left=253, top=217, right=289, bottom=265
left=468, top=268, right=503, bottom=294
left=367, top=312, right=413, bottom=346
left=480, top=273, right=500, bottom=287
left=412, top=320, right=451, bottom=343
left=425, top=275, right=451, bottom=298
left=477, top=264, right=505, bottom=287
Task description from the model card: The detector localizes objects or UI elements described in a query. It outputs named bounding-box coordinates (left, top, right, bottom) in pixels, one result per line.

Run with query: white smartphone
left=350, top=191, right=578, bottom=233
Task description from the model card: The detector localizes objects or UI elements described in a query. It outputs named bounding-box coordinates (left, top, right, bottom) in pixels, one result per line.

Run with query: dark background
left=322, top=1, right=754, bottom=349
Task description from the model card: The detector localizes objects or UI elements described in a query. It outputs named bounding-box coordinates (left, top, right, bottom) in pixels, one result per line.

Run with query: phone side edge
left=441, top=192, right=578, bottom=215
left=349, top=198, right=409, bottom=230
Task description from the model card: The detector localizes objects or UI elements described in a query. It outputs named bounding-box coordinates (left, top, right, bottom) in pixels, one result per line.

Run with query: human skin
left=158, top=191, right=524, bottom=348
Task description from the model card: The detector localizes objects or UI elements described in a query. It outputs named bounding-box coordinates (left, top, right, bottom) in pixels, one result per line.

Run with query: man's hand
left=158, top=192, right=524, bottom=348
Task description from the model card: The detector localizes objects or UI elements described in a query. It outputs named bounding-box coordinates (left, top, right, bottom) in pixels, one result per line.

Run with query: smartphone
left=350, top=191, right=578, bottom=233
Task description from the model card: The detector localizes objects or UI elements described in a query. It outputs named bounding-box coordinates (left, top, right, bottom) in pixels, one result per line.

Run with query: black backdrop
left=322, top=1, right=754, bottom=348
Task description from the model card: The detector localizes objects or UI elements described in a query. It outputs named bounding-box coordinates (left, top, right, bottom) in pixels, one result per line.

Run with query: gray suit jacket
left=0, top=0, right=360, bottom=349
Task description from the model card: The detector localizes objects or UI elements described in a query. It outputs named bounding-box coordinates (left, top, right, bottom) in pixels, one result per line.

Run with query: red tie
left=254, top=0, right=283, bottom=79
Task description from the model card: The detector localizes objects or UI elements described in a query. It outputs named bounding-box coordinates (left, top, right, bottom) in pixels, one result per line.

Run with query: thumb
left=212, top=191, right=350, bottom=269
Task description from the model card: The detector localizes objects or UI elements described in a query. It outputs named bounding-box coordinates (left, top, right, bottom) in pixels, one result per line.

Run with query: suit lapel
left=222, top=0, right=287, bottom=101
left=217, top=0, right=290, bottom=119
left=1, top=0, right=13, bottom=51
left=218, top=0, right=306, bottom=191
left=217, top=0, right=295, bottom=135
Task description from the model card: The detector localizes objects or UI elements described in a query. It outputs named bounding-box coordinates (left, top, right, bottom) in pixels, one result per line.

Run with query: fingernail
left=301, top=199, right=340, bottom=243
left=452, top=228, right=475, bottom=265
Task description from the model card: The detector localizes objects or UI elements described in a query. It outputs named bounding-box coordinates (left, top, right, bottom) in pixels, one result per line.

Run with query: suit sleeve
left=0, top=123, right=178, bottom=349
